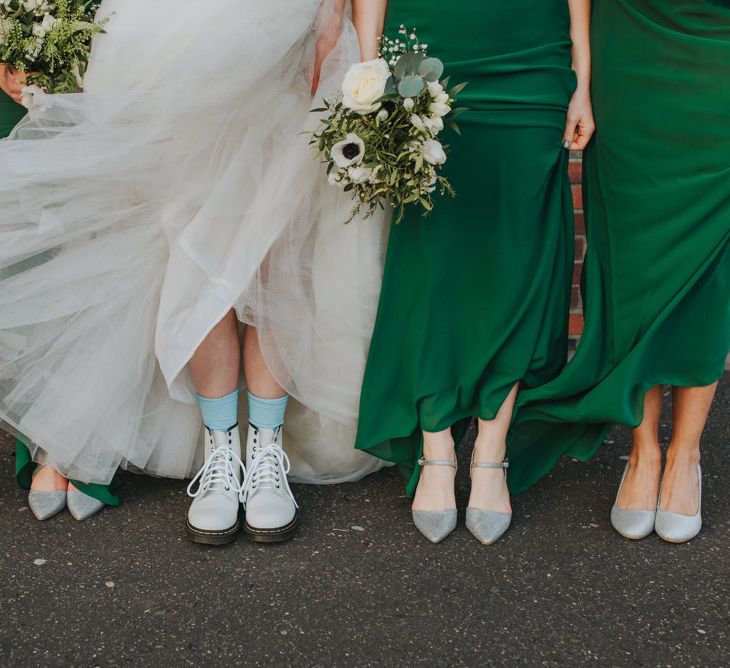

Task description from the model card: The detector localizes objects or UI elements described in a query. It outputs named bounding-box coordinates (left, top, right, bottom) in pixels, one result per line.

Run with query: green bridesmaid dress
left=507, top=0, right=730, bottom=493
left=355, top=0, right=577, bottom=495
left=0, top=88, right=120, bottom=506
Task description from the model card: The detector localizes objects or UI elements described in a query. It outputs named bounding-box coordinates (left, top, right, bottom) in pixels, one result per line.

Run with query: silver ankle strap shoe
left=466, top=458, right=512, bottom=545
left=411, top=457, right=458, bottom=544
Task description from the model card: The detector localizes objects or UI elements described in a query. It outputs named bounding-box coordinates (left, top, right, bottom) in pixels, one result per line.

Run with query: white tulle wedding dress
left=0, top=0, right=388, bottom=485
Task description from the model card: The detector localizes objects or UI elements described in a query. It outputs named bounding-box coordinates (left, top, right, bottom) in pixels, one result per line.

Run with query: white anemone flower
left=331, top=133, right=365, bottom=169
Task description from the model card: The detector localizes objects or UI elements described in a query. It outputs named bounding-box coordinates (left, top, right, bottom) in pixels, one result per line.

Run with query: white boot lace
left=187, top=444, right=245, bottom=498
left=240, top=441, right=298, bottom=509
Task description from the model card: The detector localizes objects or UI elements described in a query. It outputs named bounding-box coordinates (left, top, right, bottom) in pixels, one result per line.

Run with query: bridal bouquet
left=0, top=0, right=108, bottom=101
left=311, top=26, right=466, bottom=224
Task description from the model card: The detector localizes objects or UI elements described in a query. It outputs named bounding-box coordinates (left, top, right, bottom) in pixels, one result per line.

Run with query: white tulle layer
left=0, top=0, right=388, bottom=485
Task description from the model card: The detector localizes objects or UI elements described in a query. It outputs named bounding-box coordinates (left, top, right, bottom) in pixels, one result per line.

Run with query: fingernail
left=562, top=140, right=571, bottom=150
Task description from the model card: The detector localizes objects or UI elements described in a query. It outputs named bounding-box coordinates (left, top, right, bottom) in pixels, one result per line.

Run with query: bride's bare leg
left=243, top=326, right=285, bottom=399
left=190, top=309, right=241, bottom=398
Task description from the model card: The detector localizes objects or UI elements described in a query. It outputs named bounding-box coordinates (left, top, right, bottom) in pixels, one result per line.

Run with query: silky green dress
left=0, top=90, right=120, bottom=505
left=507, top=0, right=730, bottom=493
left=355, top=0, right=577, bottom=495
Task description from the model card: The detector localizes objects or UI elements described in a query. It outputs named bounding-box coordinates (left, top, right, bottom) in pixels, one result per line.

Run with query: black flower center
left=342, top=143, right=361, bottom=160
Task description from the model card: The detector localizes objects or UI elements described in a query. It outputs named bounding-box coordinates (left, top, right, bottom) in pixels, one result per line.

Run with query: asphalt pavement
left=1, top=378, right=728, bottom=667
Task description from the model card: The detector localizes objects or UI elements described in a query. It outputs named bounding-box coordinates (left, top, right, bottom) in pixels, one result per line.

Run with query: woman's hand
left=0, top=64, right=28, bottom=105
left=563, top=86, right=595, bottom=150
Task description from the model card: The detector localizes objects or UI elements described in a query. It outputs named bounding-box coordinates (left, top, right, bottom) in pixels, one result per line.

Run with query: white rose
left=348, top=165, right=373, bottom=184
left=427, top=81, right=444, bottom=98
left=40, top=14, right=58, bottom=32
left=32, top=23, right=46, bottom=38
left=424, top=115, right=444, bottom=134
left=434, top=92, right=450, bottom=105
left=341, top=58, right=391, bottom=115
left=421, top=139, right=447, bottom=166
left=376, top=109, right=389, bottom=122
left=429, top=101, right=451, bottom=117
left=331, top=133, right=365, bottom=169
left=403, top=97, right=414, bottom=111
left=410, top=114, right=426, bottom=132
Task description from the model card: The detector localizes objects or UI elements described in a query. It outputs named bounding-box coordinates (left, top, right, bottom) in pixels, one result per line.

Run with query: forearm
left=568, top=0, right=591, bottom=92
left=352, top=0, right=387, bottom=61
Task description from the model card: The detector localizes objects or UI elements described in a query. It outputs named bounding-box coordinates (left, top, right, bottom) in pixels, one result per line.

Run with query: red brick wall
left=569, top=153, right=585, bottom=338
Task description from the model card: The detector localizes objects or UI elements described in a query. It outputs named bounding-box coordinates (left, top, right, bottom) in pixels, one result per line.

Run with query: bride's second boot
left=241, top=425, right=298, bottom=543
left=186, top=426, right=245, bottom=545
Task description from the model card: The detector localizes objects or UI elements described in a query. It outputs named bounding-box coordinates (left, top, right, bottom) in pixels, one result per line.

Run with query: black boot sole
left=244, top=513, right=299, bottom=543
left=186, top=519, right=240, bottom=546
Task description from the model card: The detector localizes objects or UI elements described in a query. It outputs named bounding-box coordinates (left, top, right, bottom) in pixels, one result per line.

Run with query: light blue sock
left=196, top=390, right=239, bottom=432
left=247, top=392, right=288, bottom=430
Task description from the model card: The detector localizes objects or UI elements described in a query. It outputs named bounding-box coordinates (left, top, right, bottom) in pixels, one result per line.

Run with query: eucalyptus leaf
left=418, top=58, right=444, bottom=83
left=394, top=52, right=425, bottom=80
left=398, top=75, right=425, bottom=98
left=384, top=75, right=397, bottom=96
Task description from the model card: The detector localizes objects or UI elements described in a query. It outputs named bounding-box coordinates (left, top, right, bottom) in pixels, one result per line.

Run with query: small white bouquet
left=310, top=26, right=466, bottom=224
left=0, top=0, right=108, bottom=102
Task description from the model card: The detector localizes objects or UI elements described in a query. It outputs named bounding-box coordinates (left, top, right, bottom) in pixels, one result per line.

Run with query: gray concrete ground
left=0, top=378, right=728, bottom=667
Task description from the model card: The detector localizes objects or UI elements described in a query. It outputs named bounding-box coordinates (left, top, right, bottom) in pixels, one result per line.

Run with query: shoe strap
left=470, top=459, right=509, bottom=470
left=417, top=457, right=457, bottom=469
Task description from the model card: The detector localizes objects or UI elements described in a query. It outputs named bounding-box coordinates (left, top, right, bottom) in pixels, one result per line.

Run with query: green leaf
left=398, top=75, right=425, bottom=98
left=449, top=81, right=469, bottom=97
left=417, top=58, right=444, bottom=83
left=394, top=52, right=425, bottom=80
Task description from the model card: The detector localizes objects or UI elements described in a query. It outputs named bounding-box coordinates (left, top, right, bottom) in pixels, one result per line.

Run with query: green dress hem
left=15, top=438, right=121, bottom=506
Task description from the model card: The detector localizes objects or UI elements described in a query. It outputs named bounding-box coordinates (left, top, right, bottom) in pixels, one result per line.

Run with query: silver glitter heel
left=28, top=490, right=67, bottom=521
left=28, top=465, right=67, bottom=521
left=610, top=463, right=657, bottom=540
left=411, top=457, right=458, bottom=543
left=655, top=464, right=702, bottom=544
left=67, top=489, right=105, bottom=521
left=466, top=459, right=511, bottom=544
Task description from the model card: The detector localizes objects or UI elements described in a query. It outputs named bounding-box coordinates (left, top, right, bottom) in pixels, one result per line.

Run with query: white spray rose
left=403, top=97, right=415, bottom=111
left=434, top=92, right=450, bottom=105
left=427, top=81, right=444, bottom=98
left=429, top=101, right=451, bottom=117
left=410, top=114, right=426, bottom=132
left=348, top=165, right=373, bottom=184
left=424, top=115, right=444, bottom=134
left=341, top=58, right=391, bottom=115
left=421, top=139, right=447, bottom=165
left=376, top=109, right=389, bottom=122
left=331, top=133, right=365, bottom=168
left=40, top=14, right=58, bottom=33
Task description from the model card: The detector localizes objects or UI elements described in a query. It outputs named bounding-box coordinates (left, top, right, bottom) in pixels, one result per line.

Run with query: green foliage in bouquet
left=0, top=0, right=108, bottom=94
left=310, top=26, right=466, bottom=224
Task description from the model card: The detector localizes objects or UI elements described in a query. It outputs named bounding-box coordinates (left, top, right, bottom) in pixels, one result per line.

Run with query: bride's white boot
left=186, top=426, right=245, bottom=545
left=241, top=425, right=299, bottom=542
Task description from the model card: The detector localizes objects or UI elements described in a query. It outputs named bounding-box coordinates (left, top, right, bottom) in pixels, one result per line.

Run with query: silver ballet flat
left=411, top=457, right=458, bottom=544
left=655, top=464, right=702, bottom=544
left=67, top=490, right=105, bottom=521
left=28, top=490, right=67, bottom=521
left=610, top=463, right=657, bottom=540
left=466, top=459, right=512, bottom=545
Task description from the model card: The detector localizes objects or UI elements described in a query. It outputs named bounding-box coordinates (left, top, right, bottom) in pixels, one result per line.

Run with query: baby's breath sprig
left=380, top=24, right=429, bottom=67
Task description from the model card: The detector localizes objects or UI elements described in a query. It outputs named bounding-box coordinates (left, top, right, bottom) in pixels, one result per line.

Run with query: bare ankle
left=629, top=440, right=661, bottom=464
left=665, top=443, right=701, bottom=467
